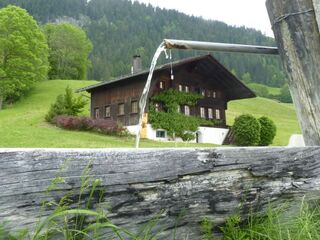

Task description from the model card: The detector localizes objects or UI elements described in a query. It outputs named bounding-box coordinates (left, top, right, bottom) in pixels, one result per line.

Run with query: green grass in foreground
left=0, top=80, right=300, bottom=147
left=220, top=199, right=320, bottom=240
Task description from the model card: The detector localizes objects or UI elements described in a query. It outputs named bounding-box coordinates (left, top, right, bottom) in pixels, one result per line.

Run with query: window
left=118, top=103, right=125, bottom=115
left=207, top=91, right=211, bottom=97
left=156, top=130, right=166, bottom=138
left=131, top=101, right=138, bottom=113
left=185, top=86, right=189, bottom=93
left=178, top=84, right=183, bottom=92
left=213, top=91, right=217, bottom=98
left=201, top=89, right=206, bottom=96
left=200, top=107, right=205, bottom=118
left=159, top=81, right=165, bottom=89
left=94, top=108, right=100, bottom=119
left=208, top=108, right=213, bottom=119
left=105, top=106, right=111, bottom=118
left=155, top=103, right=160, bottom=112
left=184, top=105, right=190, bottom=116
left=215, top=109, right=221, bottom=119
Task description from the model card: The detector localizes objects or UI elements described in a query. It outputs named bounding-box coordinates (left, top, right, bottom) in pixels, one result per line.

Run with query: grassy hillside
left=247, top=83, right=281, bottom=95
left=0, top=80, right=214, bottom=148
left=0, top=80, right=300, bottom=147
left=227, top=97, right=301, bottom=146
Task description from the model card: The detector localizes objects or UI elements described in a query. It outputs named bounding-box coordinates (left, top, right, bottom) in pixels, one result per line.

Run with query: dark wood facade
left=80, top=55, right=255, bottom=127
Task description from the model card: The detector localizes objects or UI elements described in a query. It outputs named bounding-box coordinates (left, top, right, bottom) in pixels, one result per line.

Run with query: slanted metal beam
left=164, top=39, right=279, bottom=55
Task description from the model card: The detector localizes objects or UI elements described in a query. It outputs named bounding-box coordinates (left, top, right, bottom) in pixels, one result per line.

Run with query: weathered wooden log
left=266, top=0, right=320, bottom=145
left=1, top=148, right=320, bottom=238
left=313, top=0, right=320, bottom=31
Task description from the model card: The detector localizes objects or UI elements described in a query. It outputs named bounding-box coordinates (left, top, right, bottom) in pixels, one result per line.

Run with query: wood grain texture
left=1, top=148, right=320, bottom=238
left=313, top=0, right=320, bottom=32
left=266, top=0, right=320, bottom=145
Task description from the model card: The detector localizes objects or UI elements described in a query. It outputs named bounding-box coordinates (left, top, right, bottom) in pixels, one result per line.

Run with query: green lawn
left=0, top=80, right=300, bottom=147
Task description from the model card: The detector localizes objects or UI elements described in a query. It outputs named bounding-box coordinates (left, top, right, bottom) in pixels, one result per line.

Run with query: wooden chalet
left=79, top=54, right=255, bottom=143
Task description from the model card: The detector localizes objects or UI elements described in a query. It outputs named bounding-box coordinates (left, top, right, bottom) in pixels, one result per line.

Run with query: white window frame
left=208, top=108, right=213, bottom=119
left=184, top=105, right=190, bottom=116
left=105, top=106, right=111, bottom=118
left=213, top=91, right=217, bottom=98
left=159, top=81, right=165, bottom=89
left=178, top=84, right=183, bottom=92
left=94, top=108, right=100, bottom=119
left=200, top=107, right=205, bottom=118
left=131, top=101, right=138, bottom=113
left=185, top=86, right=189, bottom=93
left=156, top=130, right=166, bottom=138
left=215, top=109, right=221, bottom=119
left=155, top=103, right=160, bottom=112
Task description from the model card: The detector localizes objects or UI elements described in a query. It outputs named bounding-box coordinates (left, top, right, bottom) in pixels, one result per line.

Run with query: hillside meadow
left=0, top=80, right=301, bottom=147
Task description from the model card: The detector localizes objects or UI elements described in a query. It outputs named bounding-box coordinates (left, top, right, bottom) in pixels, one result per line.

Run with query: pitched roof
left=78, top=54, right=256, bottom=101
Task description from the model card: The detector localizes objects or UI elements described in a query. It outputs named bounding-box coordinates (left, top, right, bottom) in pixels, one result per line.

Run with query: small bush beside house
left=46, top=86, right=129, bottom=137
left=258, top=116, right=277, bottom=146
left=45, top=86, right=87, bottom=122
left=232, top=114, right=261, bottom=146
left=52, top=116, right=129, bottom=136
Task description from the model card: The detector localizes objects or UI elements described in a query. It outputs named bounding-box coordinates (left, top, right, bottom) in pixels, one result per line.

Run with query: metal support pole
left=164, top=39, right=279, bottom=55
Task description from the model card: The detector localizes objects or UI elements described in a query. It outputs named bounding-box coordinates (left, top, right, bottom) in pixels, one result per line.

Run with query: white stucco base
left=126, top=124, right=229, bottom=145
left=197, top=126, right=229, bottom=145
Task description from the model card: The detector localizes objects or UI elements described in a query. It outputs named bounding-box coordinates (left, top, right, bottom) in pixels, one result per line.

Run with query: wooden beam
left=1, top=148, right=320, bottom=238
left=266, top=0, right=320, bottom=145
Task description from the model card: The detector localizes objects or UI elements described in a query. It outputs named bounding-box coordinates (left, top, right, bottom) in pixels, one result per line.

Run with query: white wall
left=126, top=124, right=229, bottom=145
left=197, top=127, right=229, bottom=145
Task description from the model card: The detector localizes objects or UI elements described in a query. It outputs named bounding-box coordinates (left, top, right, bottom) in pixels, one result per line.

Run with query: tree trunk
left=1, top=148, right=320, bottom=238
left=266, top=0, right=320, bottom=145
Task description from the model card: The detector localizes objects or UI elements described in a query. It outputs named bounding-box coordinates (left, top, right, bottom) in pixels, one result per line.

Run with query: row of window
left=159, top=81, right=220, bottom=99
left=95, top=101, right=221, bottom=120
left=94, top=101, right=138, bottom=118
left=178, top=84, right=218, bottom=98
left=154, top=103, right=221, bottom=120
left=200, top=107, right=221, bottom=120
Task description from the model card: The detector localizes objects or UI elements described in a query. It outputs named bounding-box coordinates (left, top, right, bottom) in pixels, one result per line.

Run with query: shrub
left=45, top=86, right=87, bottom=122
left=52, top=115, right=129, bottom=136
left=258, top=116, right=277, bottom=146
left=232, top=114, right=261, bottom=146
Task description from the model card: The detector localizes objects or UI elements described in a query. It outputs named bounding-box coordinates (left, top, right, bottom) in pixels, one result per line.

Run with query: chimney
left=132, top=55, right=142, bottom=73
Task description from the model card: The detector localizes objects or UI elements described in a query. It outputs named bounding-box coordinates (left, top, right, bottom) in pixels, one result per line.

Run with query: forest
left=0, top=0, right=286, bottom=87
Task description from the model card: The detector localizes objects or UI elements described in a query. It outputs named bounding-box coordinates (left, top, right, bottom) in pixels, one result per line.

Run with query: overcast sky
left=134, top=0, right=274, bottom=37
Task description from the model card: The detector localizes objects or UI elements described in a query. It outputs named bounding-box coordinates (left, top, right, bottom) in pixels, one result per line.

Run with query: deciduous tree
left=0, top=5, right=49, bottom=107
left=43, top=23, right=93, bottom=80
